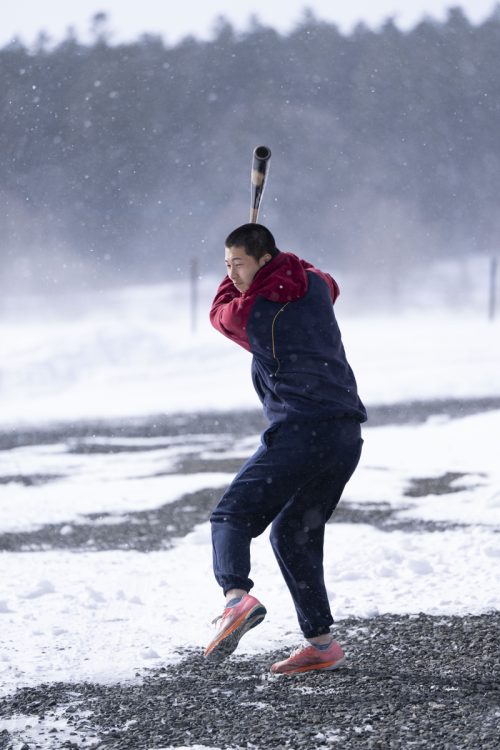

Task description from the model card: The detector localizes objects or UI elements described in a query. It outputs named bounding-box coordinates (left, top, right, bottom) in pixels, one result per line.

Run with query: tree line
left=1, top=6, right=500, bottom=289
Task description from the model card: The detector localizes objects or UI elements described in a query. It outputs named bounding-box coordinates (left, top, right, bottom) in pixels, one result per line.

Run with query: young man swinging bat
left=204, top=223, right=366, bottom=674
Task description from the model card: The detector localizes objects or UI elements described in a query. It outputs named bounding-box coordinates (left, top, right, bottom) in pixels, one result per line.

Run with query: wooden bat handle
left=250, top=146, right=271, bottom=223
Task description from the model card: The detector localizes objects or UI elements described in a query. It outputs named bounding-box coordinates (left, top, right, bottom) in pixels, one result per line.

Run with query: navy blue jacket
left=210, top=251, right=366, bottom=424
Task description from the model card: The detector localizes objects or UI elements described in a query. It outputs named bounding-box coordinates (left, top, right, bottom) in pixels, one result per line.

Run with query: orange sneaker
left=204, top=594, right=267, bottom=662
left=271, top=639, right=346, bottom=675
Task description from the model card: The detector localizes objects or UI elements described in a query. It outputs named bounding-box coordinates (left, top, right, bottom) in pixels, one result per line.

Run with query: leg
left=204, top=425, right=328, bottom=660
left=270, top=428, right=363, bottom=638
left=211, top=419, right=347, bottom=594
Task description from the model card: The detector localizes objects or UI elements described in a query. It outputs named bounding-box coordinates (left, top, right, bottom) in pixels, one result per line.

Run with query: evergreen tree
left=1, top=7, right=500, bottom=288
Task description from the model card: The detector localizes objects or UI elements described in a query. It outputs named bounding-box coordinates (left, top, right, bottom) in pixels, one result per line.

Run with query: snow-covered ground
left=1, top=408, right=500, bottom=702
left=1, top=272, right=500, bottom=706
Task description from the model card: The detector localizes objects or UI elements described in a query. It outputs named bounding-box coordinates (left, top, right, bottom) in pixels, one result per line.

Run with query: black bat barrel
left=250, top=145, right=272, bottom=222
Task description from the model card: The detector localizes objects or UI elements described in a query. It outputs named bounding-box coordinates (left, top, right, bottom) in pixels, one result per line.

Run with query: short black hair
left=225, top=223, right=279, bottom=261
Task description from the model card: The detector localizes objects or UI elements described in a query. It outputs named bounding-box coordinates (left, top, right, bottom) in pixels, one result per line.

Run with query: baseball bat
left=250, top=145, right=272, bottom=223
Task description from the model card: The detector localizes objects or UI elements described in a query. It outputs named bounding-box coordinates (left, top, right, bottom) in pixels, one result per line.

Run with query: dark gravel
left=0, top=483, right=484, bottom=554
left=2, top=395, right=500, bottom=452
left=1, top=613, right=499, bottom=750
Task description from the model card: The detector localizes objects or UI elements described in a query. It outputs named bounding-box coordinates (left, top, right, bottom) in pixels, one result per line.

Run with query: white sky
left=0, top=0, right=497, bottom=47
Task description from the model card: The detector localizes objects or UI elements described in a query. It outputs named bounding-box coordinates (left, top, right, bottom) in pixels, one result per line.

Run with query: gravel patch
left=405, top=472, right=477, bottom=498
left=2, top=395, right=500, bottom=452
left=1, top=613, right=498, bottom=750
left=0, top=411, right=266, bottom=452
left=0, top=473, right=63, bottom=487
left=0, top=488, right=478, bottom=553
left=0, top=487, right=221, bottom=552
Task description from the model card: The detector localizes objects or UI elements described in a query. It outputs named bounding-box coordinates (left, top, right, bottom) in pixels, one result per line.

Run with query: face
left=225, top=245, right=271, bottom=293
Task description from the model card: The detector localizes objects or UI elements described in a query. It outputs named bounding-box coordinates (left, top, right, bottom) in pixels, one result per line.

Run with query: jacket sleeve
left=209, top=276, right=252, bottom=352
left=300, top=259, right=340, bottom=303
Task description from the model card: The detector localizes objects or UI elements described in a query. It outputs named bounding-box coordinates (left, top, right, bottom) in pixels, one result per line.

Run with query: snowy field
left=1, top=260, right=499, bottom=425
left=1, top=269, right=500, bottom=712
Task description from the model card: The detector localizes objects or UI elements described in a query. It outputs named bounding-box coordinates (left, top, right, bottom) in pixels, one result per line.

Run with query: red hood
left=210, top=251, right=339, bottom=352
left=246, top=251, right=339, bottom=304
left=246, top=252, right=309, bottom=303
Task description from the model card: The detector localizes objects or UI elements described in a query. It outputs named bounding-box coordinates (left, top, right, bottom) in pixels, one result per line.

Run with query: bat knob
left=250, top=145, right=272, bottom=222
left=253, top=145, right=271, bottom=162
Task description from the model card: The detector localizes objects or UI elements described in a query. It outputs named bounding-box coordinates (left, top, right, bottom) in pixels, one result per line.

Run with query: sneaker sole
left=272, top=655, right=346, bottom=675
left=204, top=604, right=267, bottom=662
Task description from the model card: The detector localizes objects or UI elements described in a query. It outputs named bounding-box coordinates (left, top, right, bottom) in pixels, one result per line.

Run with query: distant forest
left=2, top=6, right=500, bottom=289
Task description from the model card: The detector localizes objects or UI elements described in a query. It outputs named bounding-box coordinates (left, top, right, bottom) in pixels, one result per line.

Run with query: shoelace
left=211, top=608, right=232, bottom=627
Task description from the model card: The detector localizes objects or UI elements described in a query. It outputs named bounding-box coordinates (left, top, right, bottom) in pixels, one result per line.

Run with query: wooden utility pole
left=190, top=257, right=199, bottom=333
left=489, top=257, right=497, bottom=322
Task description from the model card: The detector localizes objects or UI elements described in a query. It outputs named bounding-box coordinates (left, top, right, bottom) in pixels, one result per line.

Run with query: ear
left=259, top=253, right=272, bottom=266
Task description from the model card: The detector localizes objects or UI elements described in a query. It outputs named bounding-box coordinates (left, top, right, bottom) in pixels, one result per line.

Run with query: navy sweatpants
left=210, top=417, right=363, bottom=639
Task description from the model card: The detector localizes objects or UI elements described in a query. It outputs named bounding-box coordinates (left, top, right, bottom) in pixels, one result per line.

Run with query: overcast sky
left=1, top=0, right=497, bottom=47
